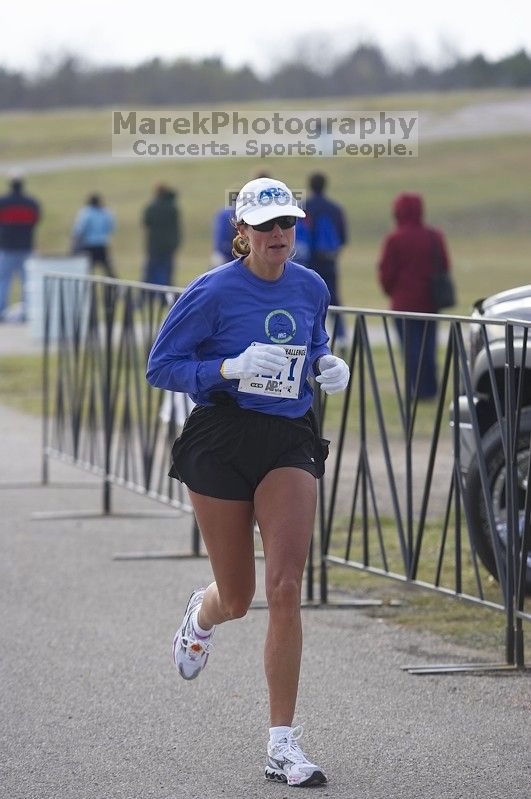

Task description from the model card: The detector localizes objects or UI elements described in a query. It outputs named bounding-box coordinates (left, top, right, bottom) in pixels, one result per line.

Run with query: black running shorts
left=169, top=395, right=329, bottom=501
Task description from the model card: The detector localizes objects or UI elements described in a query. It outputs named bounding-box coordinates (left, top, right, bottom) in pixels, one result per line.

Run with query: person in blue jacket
left=211, top=173, right=271, bottom=266
left=147, top=177, right=350, bottom=788
left=72, top=194, right=116, bottom=277
left=297, top=173, right=348, bottom=346
left=211, top=202, right=235, bottom=266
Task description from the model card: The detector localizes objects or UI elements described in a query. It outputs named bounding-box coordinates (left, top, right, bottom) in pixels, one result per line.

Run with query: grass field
left=0, top=88, right=530, bottom=313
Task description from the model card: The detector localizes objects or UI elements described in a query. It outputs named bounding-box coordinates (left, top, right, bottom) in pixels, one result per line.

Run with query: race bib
left=237, top=343, right=307, bottom=400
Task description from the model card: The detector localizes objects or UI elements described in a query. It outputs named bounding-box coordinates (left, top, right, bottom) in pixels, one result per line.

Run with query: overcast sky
left=3, top=0, right=531, bottom=76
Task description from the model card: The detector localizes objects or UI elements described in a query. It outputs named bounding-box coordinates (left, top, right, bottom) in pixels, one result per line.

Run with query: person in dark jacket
left=378, top=192, right=452, bottom=400
left=297, top=173, right=348, bottom=345
left=142, top=185, right=181, bottom=286
left=0, top=177, right=41, bottom=321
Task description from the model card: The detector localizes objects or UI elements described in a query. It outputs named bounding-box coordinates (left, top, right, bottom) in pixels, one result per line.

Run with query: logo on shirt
left=265, top=309, right=296, bottom=344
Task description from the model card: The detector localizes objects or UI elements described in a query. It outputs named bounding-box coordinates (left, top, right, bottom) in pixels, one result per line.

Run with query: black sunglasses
left=249, top=215, right=297, bottom=232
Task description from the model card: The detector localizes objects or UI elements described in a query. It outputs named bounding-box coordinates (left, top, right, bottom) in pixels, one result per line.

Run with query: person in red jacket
left=0, top=177, right=41, bottom=322
left=378, top=193, right=452, bottom=400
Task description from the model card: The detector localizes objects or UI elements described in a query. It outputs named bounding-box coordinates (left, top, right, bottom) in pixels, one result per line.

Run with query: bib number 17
left=237, top=344, right=307, bottom=399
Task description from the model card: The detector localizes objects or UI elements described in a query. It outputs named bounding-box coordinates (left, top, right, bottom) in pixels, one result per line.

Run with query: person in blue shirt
left=72, top=194, right=116, bottom=277
left=147, top=177, right=350, bottom=788
left=211, top=173, right=270, bottom=266
left=297, top=173, right=348, bottom=346
left=211, top=203, right=235, bottom=266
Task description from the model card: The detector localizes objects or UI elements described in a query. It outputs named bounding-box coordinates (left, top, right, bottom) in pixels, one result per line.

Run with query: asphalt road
left=1, top=399, right=530, bottom=799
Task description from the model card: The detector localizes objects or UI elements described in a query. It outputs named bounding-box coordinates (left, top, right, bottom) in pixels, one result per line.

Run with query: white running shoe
left=172, top=588, right=214, bottom=680
left=265, top=725, right=327, bottom=787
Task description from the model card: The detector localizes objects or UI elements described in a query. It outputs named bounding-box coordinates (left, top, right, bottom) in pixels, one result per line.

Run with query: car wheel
left=466, top=410, right=531, bottom=596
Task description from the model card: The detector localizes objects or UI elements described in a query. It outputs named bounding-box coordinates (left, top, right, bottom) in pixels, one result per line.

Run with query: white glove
left=221, top=343, right=289, bottom=380
left=315, top=354, right=350, bottom=395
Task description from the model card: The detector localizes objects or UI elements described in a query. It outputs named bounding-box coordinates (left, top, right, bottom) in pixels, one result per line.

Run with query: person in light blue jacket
left=72, top=194, right=116, bottom=277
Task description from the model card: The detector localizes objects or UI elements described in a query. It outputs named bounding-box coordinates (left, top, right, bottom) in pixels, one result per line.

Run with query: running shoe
left=172, top=588, right=214, bottom=680
left=265, top=725, right=327, bottom=787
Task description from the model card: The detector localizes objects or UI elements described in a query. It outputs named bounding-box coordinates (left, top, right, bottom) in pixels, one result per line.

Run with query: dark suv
left=452, top=285, right=531, bottom=594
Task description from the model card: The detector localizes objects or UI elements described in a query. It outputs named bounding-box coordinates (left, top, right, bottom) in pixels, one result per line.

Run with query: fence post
left=41, top=276, right=51, bottom=486
left=191, top=516, right=201, bottom=557
left=102, top=282, right=115, bottom=515
left=504, top=323, right=517, bottom=664
left=313, top=388, right=328, bottom=605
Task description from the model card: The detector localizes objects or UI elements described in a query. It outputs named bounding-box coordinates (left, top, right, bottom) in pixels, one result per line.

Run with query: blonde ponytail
left=232, top=233, right=250, bottom=258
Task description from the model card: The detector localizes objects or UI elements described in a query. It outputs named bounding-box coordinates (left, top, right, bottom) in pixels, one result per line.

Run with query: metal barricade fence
left=41, top=274, right=201, bottom=551
left=41, top=275, right=529, bottom=669
left=318, top=307, right=530, bottom=671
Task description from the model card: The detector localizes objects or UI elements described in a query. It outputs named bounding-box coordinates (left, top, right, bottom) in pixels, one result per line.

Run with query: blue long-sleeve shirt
left=146, top=258, right=331, bottom=418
